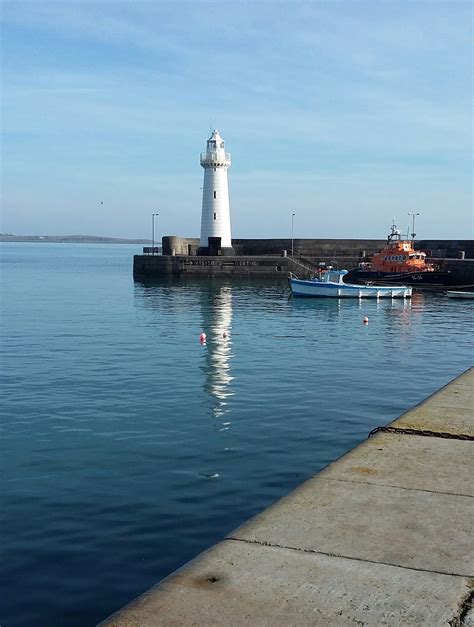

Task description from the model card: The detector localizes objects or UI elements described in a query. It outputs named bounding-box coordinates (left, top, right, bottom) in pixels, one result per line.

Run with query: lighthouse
left=198, top=130, right=235, bottom=256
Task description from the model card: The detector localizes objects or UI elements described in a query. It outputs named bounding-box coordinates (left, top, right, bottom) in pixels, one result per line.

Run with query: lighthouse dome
left=207, top=129, right=225, bottom=152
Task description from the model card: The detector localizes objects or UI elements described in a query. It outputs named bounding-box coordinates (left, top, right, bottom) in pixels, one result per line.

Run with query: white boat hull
left=290, top=278, right=412, bottom=298
left=446, top=291, right=474, bottom=299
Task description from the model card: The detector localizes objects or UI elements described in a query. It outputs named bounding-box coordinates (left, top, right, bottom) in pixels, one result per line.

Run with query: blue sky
left=1, top=1, right=472, bottom=239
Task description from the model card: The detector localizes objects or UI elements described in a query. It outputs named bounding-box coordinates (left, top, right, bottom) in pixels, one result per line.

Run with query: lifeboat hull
left=345, top=269, right=471, bottom=290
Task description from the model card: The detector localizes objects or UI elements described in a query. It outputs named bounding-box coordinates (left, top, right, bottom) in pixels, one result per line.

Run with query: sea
left=1, top=243, right=473, bottom=626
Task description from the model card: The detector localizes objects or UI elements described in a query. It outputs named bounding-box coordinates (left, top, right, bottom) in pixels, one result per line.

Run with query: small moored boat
left=446, top=291, right=474, bottom=299
left=289, top=268, right=412, bottom=298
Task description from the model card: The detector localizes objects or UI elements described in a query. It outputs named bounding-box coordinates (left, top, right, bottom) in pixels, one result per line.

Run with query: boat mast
left=408, top=212, right=420, bottom=244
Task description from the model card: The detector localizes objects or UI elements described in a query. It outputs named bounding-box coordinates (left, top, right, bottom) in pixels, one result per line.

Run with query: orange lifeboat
left=345, top=223, right=468, bottom=289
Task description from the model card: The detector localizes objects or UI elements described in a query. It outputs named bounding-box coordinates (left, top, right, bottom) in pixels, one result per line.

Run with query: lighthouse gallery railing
left=200, top=152, right=231, bottom=165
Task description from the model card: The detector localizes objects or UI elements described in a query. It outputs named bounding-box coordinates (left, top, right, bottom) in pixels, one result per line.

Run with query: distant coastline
left=0, top=234, right=151, bottom=244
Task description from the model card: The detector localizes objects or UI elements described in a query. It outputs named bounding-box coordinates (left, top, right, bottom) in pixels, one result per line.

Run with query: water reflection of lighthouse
left=201, top=284, right=234, bottom=421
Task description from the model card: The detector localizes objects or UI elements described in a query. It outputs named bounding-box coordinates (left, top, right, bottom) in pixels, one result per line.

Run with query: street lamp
left=408, top=212, right=419, bottom=242
left=291, top=213, right=296, bottom=257
left=152, top=212, right=159, bottom=255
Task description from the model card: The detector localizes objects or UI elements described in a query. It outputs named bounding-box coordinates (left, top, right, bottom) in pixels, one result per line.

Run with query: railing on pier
left=143, top=247, right=161, bottom=255
left=287, top=255, right=318, bottom=278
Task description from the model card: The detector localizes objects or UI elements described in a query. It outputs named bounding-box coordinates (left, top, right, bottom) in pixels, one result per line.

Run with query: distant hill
left=0, top=234, right=152, bottom=244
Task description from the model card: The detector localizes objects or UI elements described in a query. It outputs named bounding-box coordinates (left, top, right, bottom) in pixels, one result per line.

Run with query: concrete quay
left=133, top=254, right=318, bottom=279
left=102, top=368, right=474, bottom=626
left=133, top=252, right=474, bottom=281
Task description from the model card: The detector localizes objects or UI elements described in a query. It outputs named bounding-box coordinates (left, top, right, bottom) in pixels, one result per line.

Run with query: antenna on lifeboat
left=408, top=212, right=420, bottom=244
left=389, top=219, right=397, bottom=242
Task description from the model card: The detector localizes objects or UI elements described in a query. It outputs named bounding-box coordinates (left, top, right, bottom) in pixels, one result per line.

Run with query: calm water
left=1, top=243, right=473, bottom=626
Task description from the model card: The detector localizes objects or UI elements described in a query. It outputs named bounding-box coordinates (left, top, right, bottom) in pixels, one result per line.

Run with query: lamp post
left=408, top=212, right=419, bottom=243
left=291, top=213, right=295, bottom=257
left=152, top=212, right=159, bottom=255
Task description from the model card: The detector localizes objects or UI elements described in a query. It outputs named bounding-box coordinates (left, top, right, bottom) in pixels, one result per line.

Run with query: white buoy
left=200, top=332, right=207, bottom=342
left=363, top=317, right=369, bottom=324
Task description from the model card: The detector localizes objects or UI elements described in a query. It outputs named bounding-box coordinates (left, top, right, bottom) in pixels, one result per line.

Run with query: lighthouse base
left=197, top=246, right=236, bottom=257
left=197, top=237, right=235, bottom=257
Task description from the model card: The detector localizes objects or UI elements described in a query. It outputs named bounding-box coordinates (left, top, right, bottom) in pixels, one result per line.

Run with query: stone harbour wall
left=162, top=236, right=474, bottom=259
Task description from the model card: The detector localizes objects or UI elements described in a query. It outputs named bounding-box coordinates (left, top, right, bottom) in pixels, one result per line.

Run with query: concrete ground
left=101, top=368, right=473, bottom=626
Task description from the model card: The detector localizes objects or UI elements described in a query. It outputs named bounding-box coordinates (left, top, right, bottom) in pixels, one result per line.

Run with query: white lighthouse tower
left=198, top=129, right=235, bottom=256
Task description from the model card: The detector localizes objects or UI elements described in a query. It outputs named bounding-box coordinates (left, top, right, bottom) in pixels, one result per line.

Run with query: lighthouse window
left=213, top=191, right=216, bottom=199
left=213, top=213, right=216, bottom=220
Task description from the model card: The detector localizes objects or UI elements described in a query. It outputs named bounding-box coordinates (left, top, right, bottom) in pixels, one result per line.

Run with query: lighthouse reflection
left=200, top=284, right=234, bottom=421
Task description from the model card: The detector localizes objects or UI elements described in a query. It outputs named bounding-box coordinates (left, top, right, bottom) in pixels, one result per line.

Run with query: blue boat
left=289, top=269, right=412, bottom=299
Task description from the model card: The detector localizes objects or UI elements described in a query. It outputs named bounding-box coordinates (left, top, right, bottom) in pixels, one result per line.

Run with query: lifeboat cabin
left=370, top=226, right=435, bottom=273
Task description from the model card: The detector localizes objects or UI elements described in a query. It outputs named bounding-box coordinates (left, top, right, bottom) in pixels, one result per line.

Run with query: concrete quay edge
left=387, top=366, right=473, bottom=437
left=101, top=367, right=474, bottom=626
